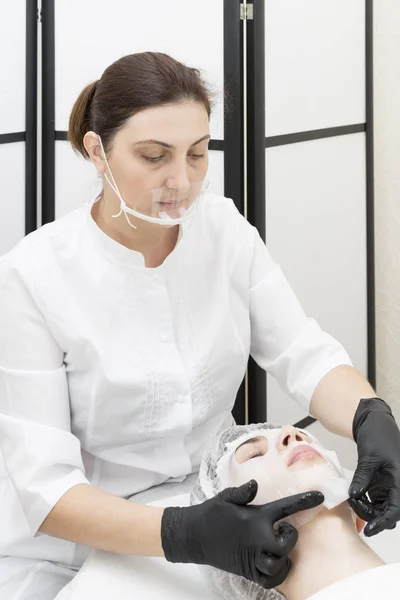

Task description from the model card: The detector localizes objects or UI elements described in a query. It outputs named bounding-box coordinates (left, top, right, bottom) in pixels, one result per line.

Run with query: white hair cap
left=190, top=422, right=286, bottom=600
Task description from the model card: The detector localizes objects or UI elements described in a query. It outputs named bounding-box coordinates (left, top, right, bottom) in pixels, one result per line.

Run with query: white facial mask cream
left=216, top=428, right=353, bottom=528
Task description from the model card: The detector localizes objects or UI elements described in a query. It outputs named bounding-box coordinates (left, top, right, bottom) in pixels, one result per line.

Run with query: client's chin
left=293, top=502, right=360, bottom=536
left=279, top=504, right=325, bottom=531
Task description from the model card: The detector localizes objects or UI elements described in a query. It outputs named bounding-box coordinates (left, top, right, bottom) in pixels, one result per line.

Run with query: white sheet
left=307, top=563, right=400, bottom=600
left=55, top=493, right=222, bottom=599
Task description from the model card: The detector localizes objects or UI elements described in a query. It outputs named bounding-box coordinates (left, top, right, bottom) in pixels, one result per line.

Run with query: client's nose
left=277, top=426, right=307, bottom=451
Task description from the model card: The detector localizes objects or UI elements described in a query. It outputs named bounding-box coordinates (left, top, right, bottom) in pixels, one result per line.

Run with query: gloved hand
left=348, top=397, right=400, bottom=537
left=161, top=479, right=324, bottom=589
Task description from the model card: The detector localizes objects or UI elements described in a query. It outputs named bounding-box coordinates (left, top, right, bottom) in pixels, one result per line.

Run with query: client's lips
left=286, top=444, right=322, bottom=467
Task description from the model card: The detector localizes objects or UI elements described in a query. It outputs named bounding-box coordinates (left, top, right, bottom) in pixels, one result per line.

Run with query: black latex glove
left=161, top=479, right=324, bottom=589
left=348, top=397, right=400, bottom=537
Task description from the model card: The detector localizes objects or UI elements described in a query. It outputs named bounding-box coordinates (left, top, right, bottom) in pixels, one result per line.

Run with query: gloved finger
left=275, top=522, right=299, bottom=555
left=255, top=552, right=287, bottom=577
left=265, top=491, right=324, bottom=523
left=219, top=479, right=258, bottom=505
left=367, top=487, right=390, bottom=507
left=364, top=515, right=388, bottom=537
left=264, top=522, right=299, bottom=558
left=349, top=463, right=377, bottom=499
left=364, top=488, right=400, bottom=537
left=388, top=523, right=397, bottom=530
left=348, top=495, right=382, bottom=522
left=257, top=557, right=291, bottom=589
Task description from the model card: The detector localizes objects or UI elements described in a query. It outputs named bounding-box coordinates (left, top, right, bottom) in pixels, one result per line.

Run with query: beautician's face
left=234, top=426, right=328, bottom=472
left=88, top=101, right=210, bottom=215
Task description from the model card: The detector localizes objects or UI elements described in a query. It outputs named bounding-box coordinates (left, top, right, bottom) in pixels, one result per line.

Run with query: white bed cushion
left=307, top=563, right=400, bottom=600
left=55, top=492, right=222, bottom=599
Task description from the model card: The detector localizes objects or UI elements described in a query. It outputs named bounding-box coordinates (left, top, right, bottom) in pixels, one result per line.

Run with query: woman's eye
left=142, top=156, right=164, bottom=163
left=248, top=450, right=263, bottom=460
left=142, top=154, right=204, bottom=163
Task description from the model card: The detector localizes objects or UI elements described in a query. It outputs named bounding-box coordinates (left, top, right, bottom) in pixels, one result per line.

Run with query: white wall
left=374, top=2, right=400, bottom=422
left=264, top=1, right=368, bottom=425
left=0, top=0, right=26, bottom=255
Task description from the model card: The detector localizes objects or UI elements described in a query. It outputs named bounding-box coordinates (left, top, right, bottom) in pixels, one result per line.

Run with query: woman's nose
left=276, top=426, right=307, bottom=451
left=165, top=165, right=191, bottom=192
left=166, top=178, right=190, bottom=193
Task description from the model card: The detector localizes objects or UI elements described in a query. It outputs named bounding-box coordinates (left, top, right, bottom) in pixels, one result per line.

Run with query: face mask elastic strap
left=98, top=136, right=138, bottom=230
left=103, top=173, right=137, bottom=230
left=121, top=211, right=138, bottom=230
left=98, top=136, right=122, bottom=196
left=103, top=174, right=123, bottom=215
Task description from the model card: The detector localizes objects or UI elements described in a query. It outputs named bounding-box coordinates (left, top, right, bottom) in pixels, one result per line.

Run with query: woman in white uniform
left=0, top=52, right=399, bottom=599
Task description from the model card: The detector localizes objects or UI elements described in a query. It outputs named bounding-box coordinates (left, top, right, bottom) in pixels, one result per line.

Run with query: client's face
left=234, top=426, right=327, bottom=472
left=228, top=426, right=347, bottom=521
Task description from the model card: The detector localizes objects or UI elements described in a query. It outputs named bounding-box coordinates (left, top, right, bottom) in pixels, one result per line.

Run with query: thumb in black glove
left=349, top=397, right=400, bottom=537
left=161, top=479, right=324, bottom=590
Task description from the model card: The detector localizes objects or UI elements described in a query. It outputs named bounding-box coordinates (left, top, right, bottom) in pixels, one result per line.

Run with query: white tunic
left=0, top=192, right=352, bottom=567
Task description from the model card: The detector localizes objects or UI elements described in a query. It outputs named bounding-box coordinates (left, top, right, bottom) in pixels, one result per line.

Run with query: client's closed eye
left=248, top=450, right=263, bottom=460
left=235, top=436, right=268, bottom=464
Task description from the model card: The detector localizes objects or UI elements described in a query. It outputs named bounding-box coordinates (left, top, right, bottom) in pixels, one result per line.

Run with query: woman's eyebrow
left=133, top=134, right=211, bottom=149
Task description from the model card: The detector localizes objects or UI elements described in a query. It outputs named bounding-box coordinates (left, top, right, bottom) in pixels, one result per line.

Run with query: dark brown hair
left=68, top=52, right=217, bottom=159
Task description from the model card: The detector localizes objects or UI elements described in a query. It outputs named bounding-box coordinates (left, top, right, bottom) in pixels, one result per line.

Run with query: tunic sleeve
left=231, top=203, right=353, bottom=412
left=0, top=254, right=90, bottom=535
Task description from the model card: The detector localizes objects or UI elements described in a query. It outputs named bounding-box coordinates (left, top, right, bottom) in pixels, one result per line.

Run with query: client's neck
left=278, top=503, right=384, bottom=600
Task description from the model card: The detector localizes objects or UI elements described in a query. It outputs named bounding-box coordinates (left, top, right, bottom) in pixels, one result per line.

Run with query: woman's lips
left=286, top=445, right=322, bottom=467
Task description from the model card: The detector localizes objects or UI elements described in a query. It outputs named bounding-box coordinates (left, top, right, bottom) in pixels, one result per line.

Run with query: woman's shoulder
left=200, top=192, right=255, bottom=232
left=201, top=192, right=238, bottom=217
left=198, top=191, right=259, bottom=249
left=0, top=207, right=86, bottom=280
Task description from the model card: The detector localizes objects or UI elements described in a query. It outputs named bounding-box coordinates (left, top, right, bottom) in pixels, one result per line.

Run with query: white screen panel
left=265, top=134, right=367, bottom=424
left=55, top=0, right=224, bottom=140
left=55, top=142, right=100, bottom=219
left=0, top=0, right=26, bottom=133
left=0, top=143, right=25, bottom=255
left=55, top=142, right=224, bottom=220
left=206, top=150, right=225, bottom=198
left=265, top=0, right=365, bottom=137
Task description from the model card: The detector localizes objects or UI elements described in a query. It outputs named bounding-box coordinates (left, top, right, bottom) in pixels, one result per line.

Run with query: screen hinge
left=240, top=3, right=254, bottom=20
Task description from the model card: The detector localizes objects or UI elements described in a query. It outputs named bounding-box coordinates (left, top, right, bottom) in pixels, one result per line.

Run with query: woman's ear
left=83, top=131, right=106, bottom=173
left=355, top=515, right=367, bottom=534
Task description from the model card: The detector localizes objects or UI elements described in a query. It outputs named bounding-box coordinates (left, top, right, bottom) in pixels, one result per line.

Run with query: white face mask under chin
left=96, top=134, right=208, bottom=229
left=216, top=428, right=354, bottom=529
